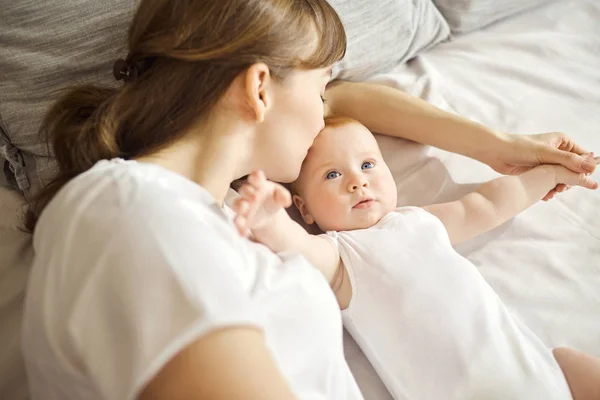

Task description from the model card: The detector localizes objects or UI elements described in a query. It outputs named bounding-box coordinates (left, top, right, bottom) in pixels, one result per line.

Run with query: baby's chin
left=317, top=211, right=387, bottom=233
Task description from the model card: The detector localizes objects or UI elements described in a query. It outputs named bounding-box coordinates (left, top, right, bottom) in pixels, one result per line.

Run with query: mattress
left=346, top=0, right=600, bottom=398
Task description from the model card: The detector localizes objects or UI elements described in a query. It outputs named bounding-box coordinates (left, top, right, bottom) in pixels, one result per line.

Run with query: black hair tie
left=112, top=57, right=140, bottom=83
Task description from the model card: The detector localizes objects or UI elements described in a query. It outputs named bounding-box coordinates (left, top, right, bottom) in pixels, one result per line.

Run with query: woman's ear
left=292, top=194, right=315, bottom=225
left=243, top=63, right=271, bottom=123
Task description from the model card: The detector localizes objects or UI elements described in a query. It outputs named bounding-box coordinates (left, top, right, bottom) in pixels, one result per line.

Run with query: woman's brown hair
left=25, top=0, right=346, bottom=232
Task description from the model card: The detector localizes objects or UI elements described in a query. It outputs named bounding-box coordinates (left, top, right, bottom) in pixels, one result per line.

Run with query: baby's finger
left=234, top=198, right=250, bottom=216
left=247, top=170, right=266, bottom=188
left=234, top=215, right=250, bottom=237
left=238, top=183, right=258, bottom=201
left=274, top=184, right=292, bottom=208
left=577, top=174, right=598, bottom=190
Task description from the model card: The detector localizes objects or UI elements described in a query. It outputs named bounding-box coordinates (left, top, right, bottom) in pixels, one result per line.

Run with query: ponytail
left=24, top=85, right=120, bottom=232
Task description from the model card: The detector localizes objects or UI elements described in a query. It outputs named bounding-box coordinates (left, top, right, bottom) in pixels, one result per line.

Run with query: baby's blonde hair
left=322, top=114, right=359, bottom=128
left=290, top=115, right=361, bottom=195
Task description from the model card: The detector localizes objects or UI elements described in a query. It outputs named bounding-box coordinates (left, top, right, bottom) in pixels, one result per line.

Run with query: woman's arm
left=325, top=81, right=597, bottom=179
left=139, top=327, right=297, bottom=400
left=325, top=81, right=506, bottom=163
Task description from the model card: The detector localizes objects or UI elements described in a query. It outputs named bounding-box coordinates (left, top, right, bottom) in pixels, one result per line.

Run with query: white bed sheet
left=346, top=0, right=600, bottom=398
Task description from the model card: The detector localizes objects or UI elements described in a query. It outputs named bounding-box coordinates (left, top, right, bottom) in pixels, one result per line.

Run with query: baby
left=232, top=116, right=600, bottom=400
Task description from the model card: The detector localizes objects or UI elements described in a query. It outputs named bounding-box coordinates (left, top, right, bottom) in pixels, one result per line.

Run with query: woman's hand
left=488, top=132, right=598, bottom=175
left=550, top=160, right=598, bottom=190
left=483, top=132, right=599, bottom=200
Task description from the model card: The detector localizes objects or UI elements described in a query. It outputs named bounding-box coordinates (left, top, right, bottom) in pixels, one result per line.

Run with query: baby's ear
left=292, top=194, right=314, bottom=225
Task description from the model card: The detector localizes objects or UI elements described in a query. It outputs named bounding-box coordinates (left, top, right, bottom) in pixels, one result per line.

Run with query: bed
left=344, top=0, right=600, bottom=398
left=1, top=0, right=599, bottom=398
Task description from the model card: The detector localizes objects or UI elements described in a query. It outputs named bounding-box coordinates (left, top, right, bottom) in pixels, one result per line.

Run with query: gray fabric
left=329, top=0, right=450, bottom=82
left=1, top=160, right=15, bottom=189
left=433, top=0, right=559, bottom=34
left=0, top=126, right=21, bottom=191
left=0, top=0, right=136, bottom=198
left=0, top=188, right=33, bottom=400
left=0, top=2, right=135, bottom=399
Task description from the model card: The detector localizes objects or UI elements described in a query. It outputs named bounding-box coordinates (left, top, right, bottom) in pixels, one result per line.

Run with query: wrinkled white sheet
left=346, top=0, right=600, bottom=398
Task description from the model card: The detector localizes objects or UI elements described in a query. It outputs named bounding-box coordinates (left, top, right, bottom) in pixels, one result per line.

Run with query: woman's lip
left=353, top=199, right=375, bottom=209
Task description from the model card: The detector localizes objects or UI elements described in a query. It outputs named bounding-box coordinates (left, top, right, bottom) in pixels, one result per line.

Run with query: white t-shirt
left=328, top=207, right=572, bottom=400
left=22, top=159, right=363, bottom=400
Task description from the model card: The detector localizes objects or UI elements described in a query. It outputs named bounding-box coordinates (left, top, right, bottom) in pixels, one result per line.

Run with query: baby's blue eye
left=361, top=161, right=375, bottom=170
left=326, top=171, right=340, bottom=180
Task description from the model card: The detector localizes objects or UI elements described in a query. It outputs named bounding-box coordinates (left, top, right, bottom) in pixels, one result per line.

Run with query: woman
left=21, top=1, right=596, bottom=399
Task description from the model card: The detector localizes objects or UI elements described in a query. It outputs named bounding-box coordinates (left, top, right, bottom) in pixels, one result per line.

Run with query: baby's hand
left=545, top=153, right=599, bottom=200
left=232, top=170, right=292, bottom=237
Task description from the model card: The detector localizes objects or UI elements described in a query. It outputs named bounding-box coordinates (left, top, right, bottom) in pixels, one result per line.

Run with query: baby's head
left=291, top=116, right=397, bottom=232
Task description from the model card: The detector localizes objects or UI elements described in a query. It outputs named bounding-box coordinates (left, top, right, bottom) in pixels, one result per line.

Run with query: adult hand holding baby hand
left=486, top=132, right=599, bottom=200
left=541, top=153, right=599, bottom=201
left=489, top=132, right=598, bottom=175
left=232, top=170, right=292, bottom=238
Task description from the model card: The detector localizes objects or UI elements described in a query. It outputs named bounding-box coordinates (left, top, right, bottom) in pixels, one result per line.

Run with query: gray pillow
left=0, top=0, right=136, bottom=198
left=0, top=188, right=33, bottom=400
left=433, top=0, right=558, bottom=34
left=329, top=0, right=450, bottom=81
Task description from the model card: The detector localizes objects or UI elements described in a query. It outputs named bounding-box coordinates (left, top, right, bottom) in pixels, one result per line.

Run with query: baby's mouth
left=353, top=197, right=375, bottom=209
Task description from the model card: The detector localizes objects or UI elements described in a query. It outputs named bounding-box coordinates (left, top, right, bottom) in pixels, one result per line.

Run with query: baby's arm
left=231, top=171, right=341, bottom=285
left=424, top=156, right=599, bottom=245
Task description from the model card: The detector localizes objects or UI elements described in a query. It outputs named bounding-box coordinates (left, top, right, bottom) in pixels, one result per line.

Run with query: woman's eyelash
left=321, top=95, right=327, bottom=104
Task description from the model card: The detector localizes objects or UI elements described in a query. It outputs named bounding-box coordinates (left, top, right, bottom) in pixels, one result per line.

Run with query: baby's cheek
left=382, top=177, right=398, bottom=208
left=317, top=199, right=346, bottom=230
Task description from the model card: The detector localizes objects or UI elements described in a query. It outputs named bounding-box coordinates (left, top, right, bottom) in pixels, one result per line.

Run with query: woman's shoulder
left=56, top=159, right=216, bottom=209
left=34, top=159, right=238, bottom=253
left=31, top=160, right=257, bottom=311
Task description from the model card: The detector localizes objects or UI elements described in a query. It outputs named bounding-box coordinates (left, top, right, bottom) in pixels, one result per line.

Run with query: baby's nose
left=348, top=179, right=369, bottom=192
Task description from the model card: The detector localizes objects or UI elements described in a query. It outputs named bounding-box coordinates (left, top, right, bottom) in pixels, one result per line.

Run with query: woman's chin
left=267, top=168, right=300, bottom=184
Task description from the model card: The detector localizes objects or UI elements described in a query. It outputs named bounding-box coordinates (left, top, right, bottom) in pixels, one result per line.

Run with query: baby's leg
left=553, top=347, right=600, bottom=400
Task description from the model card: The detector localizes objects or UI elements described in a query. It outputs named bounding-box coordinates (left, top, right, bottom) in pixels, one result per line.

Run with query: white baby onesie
left=327, top=207, right=572, bottom=400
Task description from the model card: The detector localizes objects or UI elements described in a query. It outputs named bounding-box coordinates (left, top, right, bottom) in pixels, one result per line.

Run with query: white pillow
left=329, top=0, right=450, bottom=81
left=433, top=0, right=559, bottom=34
